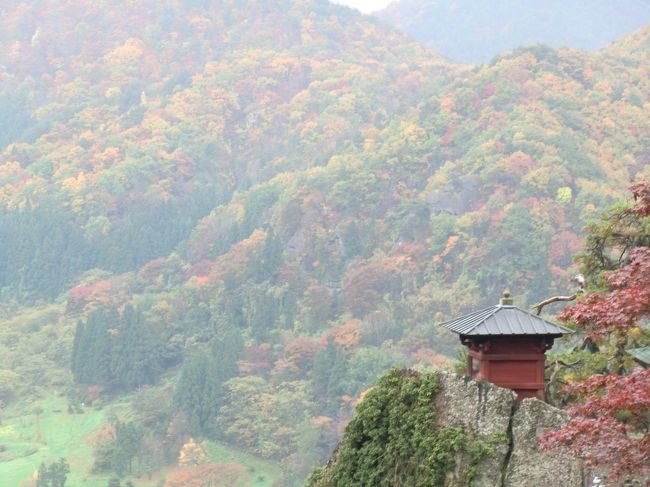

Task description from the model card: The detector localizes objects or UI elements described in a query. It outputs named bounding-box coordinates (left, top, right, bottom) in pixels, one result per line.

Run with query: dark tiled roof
left=440, top=305, right=574, bottom=336
left=628, top=346, right=650, bottom=366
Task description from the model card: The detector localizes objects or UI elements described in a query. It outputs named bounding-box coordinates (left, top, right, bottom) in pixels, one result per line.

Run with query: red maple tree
left=540, top=368, right=650, bottom=479
left=558, top=246, right=650, bottom=339
left=541, top=182, right=650, bottom=480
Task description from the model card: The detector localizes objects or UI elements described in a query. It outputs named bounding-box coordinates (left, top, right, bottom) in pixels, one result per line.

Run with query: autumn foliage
left=0, top=0, right=649, bottom=484
left=177, top=438, right=208, bottom=467
left=558, top=247, right=650, bottom=338
left=164, top=462, right=250, bottom=487
left=543, top=182, right=650, bottom=480
left=540, top=369, right=650, bottom=479
left=559, top=182, right=650, bottom=339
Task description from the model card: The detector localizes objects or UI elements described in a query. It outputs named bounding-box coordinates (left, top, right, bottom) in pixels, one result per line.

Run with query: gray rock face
left=505, top=398, right=584, bottom=487
left=427, top=175, right=482, bottom=216
left=435, top=372, right=516, bottom=487
left=309, top=371, right=586, bottom=487
left=434, top=372, right=584, bottom=487
left=436, top=372, right=517, bottom=436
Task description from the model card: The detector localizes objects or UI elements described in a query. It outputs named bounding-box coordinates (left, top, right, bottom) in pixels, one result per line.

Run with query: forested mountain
left=0, top=1, right=648, bottom=485
left=376, top=0, right=650, bottom=64
left=0, top=0, right=447, bottom=301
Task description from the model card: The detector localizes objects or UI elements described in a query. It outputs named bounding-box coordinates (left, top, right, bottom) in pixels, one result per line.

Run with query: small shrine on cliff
left=440, top=291, right=573, bottom=401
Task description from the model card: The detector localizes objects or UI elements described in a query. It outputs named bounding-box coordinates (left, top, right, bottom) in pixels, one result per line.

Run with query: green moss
left=307, top=368, right=496, bottom=487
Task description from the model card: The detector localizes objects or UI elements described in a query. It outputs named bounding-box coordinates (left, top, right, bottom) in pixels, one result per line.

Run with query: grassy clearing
left=0, top=395, right=125, bottom=487
left=203, top=441, right=284, bottom=487
left=0, top=394, right=284, bottom=487
left=0, top=393, right=151, bottom=486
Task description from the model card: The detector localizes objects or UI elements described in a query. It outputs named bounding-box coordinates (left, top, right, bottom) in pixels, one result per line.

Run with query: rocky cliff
left=435, top=372, right=583, bottom=487
left=308, top=369, right=583, bottom=487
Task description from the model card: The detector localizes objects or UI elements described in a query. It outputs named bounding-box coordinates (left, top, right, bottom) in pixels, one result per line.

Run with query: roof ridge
left=437, top=304, right=498, bottom=327
left=441, top=303, right=574, bottom=336
left=502, top=305, right=574, bottom=333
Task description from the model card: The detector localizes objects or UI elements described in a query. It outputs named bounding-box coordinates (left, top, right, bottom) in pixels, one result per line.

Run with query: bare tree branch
left=578, top=335, right=599, bottom=353
left=531, top=274, right=586, bottom=316
left=545, top=359, right=583, bottom=405
left=544, top=359, right=582, bottom=370
left=531, top=294, right=577, bottom=316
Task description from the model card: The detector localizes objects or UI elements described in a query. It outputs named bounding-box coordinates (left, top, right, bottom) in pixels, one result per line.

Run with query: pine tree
left=91, top=307, right=117, bottom=385
left=72, top=305, right=165, bottom=391
left=111, top=421, right=143, bottom=475
left=111, top=305, right=163, bottom=390
left=260, top=228, right=284, bottom=281
left=312, top=336, right=348, bottom=415
left=36, top=462, right=48, bottom=487
left=243, top=284, right=277, bottom=341
left=71, top=320, right=89, bottom=383
left=174, top=353, right=209, bottom=435
left=36, top=458, right=70, bottom=487
left=209, top=313, right=244, bottom=379
left=173, top=333, right=242, bottom=437
left=70, top=321, right=83, bottom=380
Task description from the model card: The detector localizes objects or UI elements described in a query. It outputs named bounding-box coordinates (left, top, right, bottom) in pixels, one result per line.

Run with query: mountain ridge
left=375, top=0, right=650, bottom=64
left=0, top=1, right=648, bottom=485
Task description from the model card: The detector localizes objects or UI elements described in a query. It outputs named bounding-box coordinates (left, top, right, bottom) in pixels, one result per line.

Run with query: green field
left=203, top=441, right=284, bottom=487
left=0, top=395, right=283, bottom=487
left=0, top=395, right=115, bottom=486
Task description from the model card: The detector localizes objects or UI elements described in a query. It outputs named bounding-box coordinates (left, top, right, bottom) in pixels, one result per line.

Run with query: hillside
left=0, top=0, right=450, bottom=301
left=376, top=0, right=650, bottom=64
left=0, top=1, right=649, bottom=485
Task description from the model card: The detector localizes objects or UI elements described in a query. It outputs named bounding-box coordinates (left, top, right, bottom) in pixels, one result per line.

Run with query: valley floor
left=0, top=395, right=282, bottom=487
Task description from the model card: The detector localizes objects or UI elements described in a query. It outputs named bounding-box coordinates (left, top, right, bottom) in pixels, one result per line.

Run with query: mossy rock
left=307, top=368, right=497, bottom=487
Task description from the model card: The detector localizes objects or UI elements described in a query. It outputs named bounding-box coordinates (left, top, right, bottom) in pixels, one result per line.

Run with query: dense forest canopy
left=0, top=1, right=648, bottom=485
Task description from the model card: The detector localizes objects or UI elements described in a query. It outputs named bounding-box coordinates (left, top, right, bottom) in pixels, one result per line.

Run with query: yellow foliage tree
left=177, top=438, right=208, bottom=467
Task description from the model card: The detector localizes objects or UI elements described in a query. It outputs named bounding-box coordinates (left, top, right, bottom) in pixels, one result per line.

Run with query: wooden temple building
left=441, top=291, right=573, bottom=401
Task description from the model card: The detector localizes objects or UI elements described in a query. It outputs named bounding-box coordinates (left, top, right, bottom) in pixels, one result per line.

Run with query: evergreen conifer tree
left=71, top=321, right=88, bottom=383
left=111, top=421, right=143, bottom=475
left=312, top=336, right=348, bottom=415
left=173, top=326, right=243, bottom=437
left=111, top=305, right=164, bottom=389
left=174, top=352, right=209, bottom=435
left=71, top=305, right=165, bottom=391
left=36, top=458, right=70, bottom=487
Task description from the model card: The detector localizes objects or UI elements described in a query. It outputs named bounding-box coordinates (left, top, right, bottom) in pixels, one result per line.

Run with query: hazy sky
left=332, top=0, right=393, bottom=14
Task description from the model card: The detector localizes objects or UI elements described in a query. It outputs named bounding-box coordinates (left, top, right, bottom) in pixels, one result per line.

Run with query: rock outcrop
left=434, top=372, right=515, bottom=487
left=435, top=372, right=583, bottom=487
left=309, top=370, right=584, bottom=487
left=505, top=398, right=584, bottom=487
